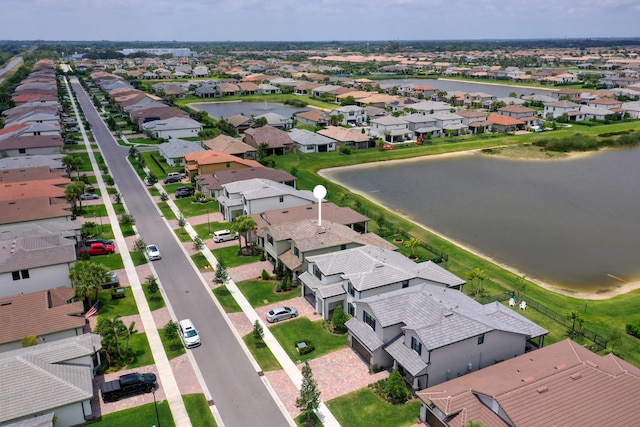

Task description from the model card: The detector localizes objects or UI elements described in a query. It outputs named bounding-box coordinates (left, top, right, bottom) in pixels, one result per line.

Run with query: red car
left=80, top=242, right=115, bottom=256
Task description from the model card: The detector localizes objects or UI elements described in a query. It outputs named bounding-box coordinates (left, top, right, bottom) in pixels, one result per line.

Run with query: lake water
left=327, top=147, right=640, bottom=293
left=191, top=101, right=311, bottom=120
left=376, top=78, right=554, bottom=98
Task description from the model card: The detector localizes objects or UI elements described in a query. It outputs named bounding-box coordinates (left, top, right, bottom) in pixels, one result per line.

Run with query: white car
left=80, top=193, right=100, bottom=200
left=145, top=244, right=161, bottom=261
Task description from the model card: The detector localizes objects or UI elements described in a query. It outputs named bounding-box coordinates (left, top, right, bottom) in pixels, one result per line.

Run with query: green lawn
left=158, top=201, right=178, bottom=220
left=120, top=222, right=136, bottom=237
left=174, top=227, right=193, bottom=242
left=327, top=388, right=420, bottom=427
left=174, top=199, right=219, bottom=217
left=192, top=221, right=228, bottom=237
left=148, top=187, right=160, bottom=196
left=81, top=204, right=107, bottom=218
left=212, top=286, right=242, bottom=313
left=113, top=203, right=126, bottom=215
left=89, top=253, right=125, bottom=271
left=126, top=332, right=155, bottom=369
left=158, top=327, right=186, bottom=360
left=91, top=400, right=174, bottom=427
left=97, top=287, right=139, bottom=318
left=191, top=253, right=212, bottom=270
left=142, top=283, right=166, bottom=311
left=184, top=394, right=218, bottom=427
left=243, top=333, right=282, bottom=372
left=131, top=251, right=148, bottom=266
left=211, top=245, right=262, bottom=268
left=269, top=318, right=347, bottom=363
left=236, top=279, right=299, bottom=307
left=141, top=151, right=184, bottom=178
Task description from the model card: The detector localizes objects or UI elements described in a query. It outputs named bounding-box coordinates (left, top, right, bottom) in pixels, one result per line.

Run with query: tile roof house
left=141, top=116, right=203, bottom=140
left=488, top=114, right=525, bottom=132
left=253, top=112, right=293, bottom=130
left=202, top=134, right=257, bottom=160
left=294, top=110, right=331, bottom=128
left=195, top=167, right=295, bottom=198
left=417, top=339, right=640, bottom=427
left=0, top=135, right=64, bottom=156
left=157, top=138, right=206, bottom=167
left=300, top=245, right=464, bottom=321
left=0, top=197, right=71, bottom=226
left=330, top=105, right=368, bottom=126
left=346, top=284, right=547, bottom=390
left=0, top=333, right=102, bottom=426
left=243, top=125, right=293, bottom=156
left=497, top=105, right=538, bottom=119
left=217, top=178, right=316, bottom=221
left=184, top=150, right=262, bottom=179
left=317, top=126, right=371, bottom=149
left=288, top=128, right=336, bottom=153
left=129, top=106, right=189, bottom=124
left=226, top=114, right=252, bottom=134
left=260, top=219, right=397, bottom=280
left=543, top=100, right=582, bottom=119
left=369, top=116, right=413, bottom=143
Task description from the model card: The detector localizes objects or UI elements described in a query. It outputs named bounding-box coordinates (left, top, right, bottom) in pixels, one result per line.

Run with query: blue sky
left=1, top=0, right=639, bottom=41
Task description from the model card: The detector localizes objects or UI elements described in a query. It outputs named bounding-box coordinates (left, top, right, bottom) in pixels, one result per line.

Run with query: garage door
left=351, top=337, right=371, bottom=363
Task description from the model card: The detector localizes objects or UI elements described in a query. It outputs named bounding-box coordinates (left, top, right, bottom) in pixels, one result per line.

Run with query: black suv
left=85, top=238, right=114, bottom=246
left=175, top=186, right=195, bottom=199
left=164, top=175, right=182, bottom=184
left=101, top=271, right=120, bottom=289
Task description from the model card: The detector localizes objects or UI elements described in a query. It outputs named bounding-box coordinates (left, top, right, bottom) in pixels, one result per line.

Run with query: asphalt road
left=70, top=78, right=291, bottom=427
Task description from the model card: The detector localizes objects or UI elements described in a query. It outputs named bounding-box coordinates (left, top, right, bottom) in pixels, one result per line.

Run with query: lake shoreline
left=320, top=148, right=636, bottom=300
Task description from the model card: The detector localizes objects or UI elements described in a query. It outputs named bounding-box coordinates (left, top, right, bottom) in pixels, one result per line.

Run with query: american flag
left=84, top=302, right=99, bottom=319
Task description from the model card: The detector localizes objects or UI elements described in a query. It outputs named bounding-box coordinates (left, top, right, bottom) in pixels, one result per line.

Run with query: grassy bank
left=274, top=121, right=640, bottom=366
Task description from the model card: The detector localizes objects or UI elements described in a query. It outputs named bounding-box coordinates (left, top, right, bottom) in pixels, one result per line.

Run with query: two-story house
left=183, top=150, right=262, bottom=179
left=217, top=178, right=316, bottom=221
left=369, top=116, right=414, bottom=142
left=346, top=284, right=548, bottom=390
left=425, top=111, right=468, bottom=136
left=330, top=105, right=367, bottom=126
left=543, top=100, right=582, bottom=119
left=299, top=245, right=464, bottom=321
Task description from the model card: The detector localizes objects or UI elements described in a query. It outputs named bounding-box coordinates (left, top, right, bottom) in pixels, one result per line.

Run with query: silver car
left=145, top=244, right=161, bottom=261
left=266, top=306, right=298, bottom=323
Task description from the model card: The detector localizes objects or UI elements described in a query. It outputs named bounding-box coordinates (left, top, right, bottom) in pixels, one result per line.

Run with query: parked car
left=213, top=229, right=239, bottom=243
left=79, top=242, right=115, bottom=256
left=178, top=319, right=201, bottom=348
left=164, top=172, right=183, bottom=184
left=80, top=193, right=100, bottom=200
left=175, top=186, right=195, bottom=199
left=101, top=372, right=156, bottom=402
left=85, top=238, right=114, bottom=246
left=146, top=244, right=161, bottom=261
left=101, top=271, right=120, bottom=289
left=266, top=306, right=298, bottom=323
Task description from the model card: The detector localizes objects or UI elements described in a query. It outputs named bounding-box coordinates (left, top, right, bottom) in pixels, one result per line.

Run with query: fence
left=149, top=153, right=166, bottom=174
left=481, top=291, right=608, bottom=351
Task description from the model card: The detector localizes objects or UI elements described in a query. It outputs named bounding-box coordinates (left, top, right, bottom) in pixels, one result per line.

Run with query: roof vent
left=0, top=301, right=12, bottom=307
left=522, top=376, right=535, bottom=383
left=536, top=386, right=548, bottom=394
left=443, top=311, right=454, bottom=317
left=585, top=360, right=599, bottom=368
left=570, top=372, right=582, bottom=380
left=375, top=263, right=384, bottom=268
left=554, top=364, right=567, bottom=370
left=281, top=211, right=288, bottom=214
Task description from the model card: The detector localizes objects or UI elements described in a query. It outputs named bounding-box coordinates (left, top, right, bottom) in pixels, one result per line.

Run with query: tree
left=252, top=320, right=264, bottom=347
left=69, top=260, right=110, bottom=310
left=386, top=369, right=412, bottom=405
left=331, top=306, right=349, bottom=334
left=566, top=310, right=584, bottom=337
left=146, top=172, right=158, bottom=186
left=252, top=117, right=268, bottom=128
left=489, top=101, right=507, bottom=112
left=113, top=192, right=122, bottom=204
left=119, top=213, right=136, bottom=226
left=133, top=237, right=147, bottom=253
left=164, top=320, right=180, bottom=346
left=64, top=181, right=86, bottom=215
left=146, top=275, right=159, bottom=294
left=214, top=262, right=229, bottom=284
left=330, top=113, right=344, bottom=126
left=193, top=235, right=205, bottom=250
left=95, top=315, right=135, bottom=363
left=230, top=215, right=257, bottom=254
left=404, top=237, right=422, bottom=259
left=22, top=335, right=39, bottom=347
left=466, top=267, right=488, bottom=298
left=296, top=362, right=321, bottom=423
left=257, top=142, right=271, bottom=161
left=341, top=96, right=357, bottom=106
left=62, top=154, right=83, bottom=178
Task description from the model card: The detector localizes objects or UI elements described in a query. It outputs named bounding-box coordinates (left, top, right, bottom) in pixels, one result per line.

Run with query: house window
left=226, top=162, right=231, bottom=168
left=293, top=246, right=299, bottom=257
left=348, top=282, right=355, bottom=297
left=12, top=271, right=20, bottom=281
left=341, top=244, right=347, bottom=250
left=11, top=270, right=29, bottom=280
left=267, top=234, right=273, bottom=245
left=19, top=149, right=26, bottom=154
left=21, top=270, right=29, bottom=279
left=411, top=336, right=422, bottom=355
left=363, top=311, right=376, bottom=331
left=279, top=195, right=284, bottom=203
left=313, top=264, right=322, bottom=280
left=478, top=333, right=485, bottom=345
left=348, top=303, right=355, bottom=316
left=402, top=280, right=409, bottom=288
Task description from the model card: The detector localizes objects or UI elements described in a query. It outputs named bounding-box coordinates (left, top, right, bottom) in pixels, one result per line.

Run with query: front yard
left=269, top=318, right=347, bottom=363
left=327, top=388, right=421, bottom=427
left=236, top=279, right=299, bottom=307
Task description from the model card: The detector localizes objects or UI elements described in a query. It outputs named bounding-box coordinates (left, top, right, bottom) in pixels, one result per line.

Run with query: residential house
left=417, top=339, right=640, bottom=427
left=622, top=101, right=640, bottom=118
left=141, top=116, right=202, bottom=140
left=317, top=126, right=371, bottom=149
left=294, top=82, right=323, bottom=96
left=369, top=116, right=413, bottom=142
left=0, top=197, right=71, bottom=226
left=300, top=245, right=464, bottom=321
left=184, top=151, right=262, bottom=179
left=357, top=93, right=400, bottom=108
left=0, top=334, right=102, bottom=426
left=552, top=88, right=581, bottom=100
left=129, top=106, right=189, bottom=125
left=195, top=85, right=217, bottom=98
left=259, top=219, right=396, bottom=280
left=403, top=114, right=440, bottom=139
left=497, top=105, right=537, bottom=119
left=258, top=83, right=281, bottom=94
left=0, top=135, right=64, bottom=156
left=195, top=167, right=296, bottom=198
left=425, top=111, right=468, bottom=136
left=543, top=100, right=581, bottom=119
left=330, top=105, right=367, bottom=126
left=288, top=128, right=336, bottom=153
left=192, top=65, right=209, bottom=78
left=488, top=114, right=524, bottom=132
left=243, top=125, right=294, bottom=156
left=254, top=112, right=293, bottom=130
left=216, top=83, right=240, bottom=97
left=407, top=101, right=452, bottom=115
left=588, top=97, right=622, bottom=109
left=157, top=138, right=206, bottom=167
left=294, top=110, right=331, bottom=128
left=464, top=92, right=496, bottom=107
left=0, top=234, right=77, bottom=298
left=575, top=105, right=615, bottom=121
left=226, top=114, right=253, bottom=134
left=0, top=287, right=85, bottom=352
left=456, top=109, right=489, bottom=126
left=311, top=85, right=343, bottom=98
left=346, top=284, right=547, bottom=390
left=202, top=134, right=257, bottom=159
left=217, top=178, right=316, bottom=220
left=237, top=82, right=259, bottom=95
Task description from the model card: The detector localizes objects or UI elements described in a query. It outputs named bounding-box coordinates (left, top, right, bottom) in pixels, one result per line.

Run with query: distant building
left=117, top=48, right=197, bottom=57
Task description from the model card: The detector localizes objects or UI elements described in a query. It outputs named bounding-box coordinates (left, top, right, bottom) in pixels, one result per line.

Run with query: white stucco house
left=543, top=100, right=581, bottom=119
left=346, top=284, right=548, bottom=390
left=142, top=117, right=203, bottom=140
left=330, top=105, right=368, bottom=126
left=288, top=128, right=336, bottom=153
left=369, top=116, right=413, bottom=142
left=157, top=138, right=206, bottom=166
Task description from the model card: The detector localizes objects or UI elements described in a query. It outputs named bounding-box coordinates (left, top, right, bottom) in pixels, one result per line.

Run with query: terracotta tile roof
left=488, top=114, right=524, bottom=126
left=455, top=110, right=488, bottom=118
left=497, top=105, right=537, bottom=114
left=0, top=124, right=30, bottom=138
left=0, top=166, right=65, bottom=183
left=226, top=114, right=251, bottom=127
left=0, top=177, right=69, bottom=201
left=0, top=287, right=85, bottom=345
left=590, top=97, right=622, bottom=105
left=294, top=110, right=330, bottom=122
left=0, top=197, right=71, bottom=225
left=202, top=135, right=257, bottom=156
left=318, top=126, right=370, bottom=143
left=243, top=125, right=293, bottom=148
left=184, top=150, right=261, bottom=168
left=417, top=339, right=640, bottom=427
left=0, top=135, right=64, bottom=150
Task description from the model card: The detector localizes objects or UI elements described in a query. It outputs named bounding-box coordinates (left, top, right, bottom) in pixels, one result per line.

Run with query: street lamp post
left=152, top=389, right=161, bottom=427
left=207, top=207, right=211, bottom=235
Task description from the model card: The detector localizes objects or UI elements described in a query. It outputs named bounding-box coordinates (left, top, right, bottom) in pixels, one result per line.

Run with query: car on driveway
left=175, top=186, right=195, bottom=199
left=80, top=242, right=115, bottom=256
left=146, top=244, right=161, bottom=261
left=85, top=238, right=114, bottom=246
left=101, top=271, right=120, bottom=289
left=80, top=193, right=100, bottom=200
left=266, top=306, right=298, bottom=323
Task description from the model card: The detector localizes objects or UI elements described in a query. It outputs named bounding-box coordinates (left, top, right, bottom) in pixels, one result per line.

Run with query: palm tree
left=69, top=260, right=110, bottom=310
left=64, top=181, right=86, bottom=215
left=566, top=310, right=584, bottom=337
left=231, top=215, right=258, bottom=254
left=61, top=154, right=83, bottom=179
left=404, top=237, right=422, bottom=259
left=466, top=267, right=488, bottom=298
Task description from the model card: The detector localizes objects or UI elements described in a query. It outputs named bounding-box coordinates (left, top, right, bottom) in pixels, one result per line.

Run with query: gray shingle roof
left=384, top=335, right=428, bottom=376
left=0, top=334, right=100, bottom=423
left=346, top=318, right=383, bottom=351
left=288, top=128, right=335, bottom=146
left=158, top=138, right=205, bottom=159
left=223, top=178, right=315, bottom=202
left=0, top=234, right=77, bottom=273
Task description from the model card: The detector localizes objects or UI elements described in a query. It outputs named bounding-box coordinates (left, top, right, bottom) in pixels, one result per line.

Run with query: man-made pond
left=190, top=101, right=310, bottom=120
left=326, top=146, right=640, bottom=294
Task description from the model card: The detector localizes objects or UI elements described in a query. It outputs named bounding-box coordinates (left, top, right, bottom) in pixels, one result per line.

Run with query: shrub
left=160, top=191, right=169, bottom=202
left=261, top=269, right=272, bottom=280
left=177, top=213, right=186, bottom=227
left=193, top=235, right=205, bottom=251
left=281, top=275, right=291, bottom=291
left=146, top=275, right=159, bottom=293
left=133, top=237, right=146, bottom=253
left=386, top=369, right=412, bottom=405
left=297, top=340, right=315, bottom=355
left=626, top=320, right=640, bottom=338
left=275, top=282, right=282, bottom=292
left=22, top=335, right=39, bottom=347
left=331, top=306, right=349, bottom=334
left=119, top=213, right=136, bottom=226
left=339, top=145, right=352, bottom=155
